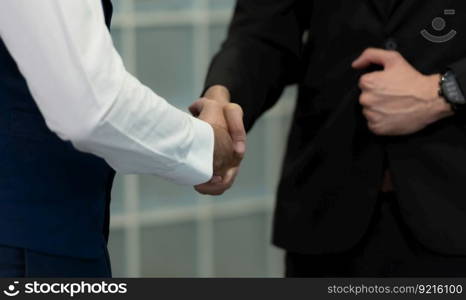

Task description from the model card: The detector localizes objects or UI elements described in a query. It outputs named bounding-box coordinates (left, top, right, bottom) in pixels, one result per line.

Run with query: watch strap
left=439, top=71, right=466, bottom=111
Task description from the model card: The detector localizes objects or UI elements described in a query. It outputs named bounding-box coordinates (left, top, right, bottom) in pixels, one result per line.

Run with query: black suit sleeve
left=449, top=58, right=466, bottom=97
left=204, top=0, right=312, bottom=130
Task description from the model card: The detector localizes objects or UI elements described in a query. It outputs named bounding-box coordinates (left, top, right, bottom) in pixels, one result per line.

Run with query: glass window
left=108, top=229, right=127, bottom=277
left=213, top=213, right=268, bottom=277
left=140, top=222, right=198, bottom=277
left=208, top=0, right=236, bottom=11
left=134, top=0, right=196, bottom=12
left=110, top=174, right=126, bottom=214
left=209, top=24, right=228, bottom=57
left=135, top=26, right=195, bottom=110
left=110, top=28, right=124, bottom=55
left=138, top=175, right=198, bottom=210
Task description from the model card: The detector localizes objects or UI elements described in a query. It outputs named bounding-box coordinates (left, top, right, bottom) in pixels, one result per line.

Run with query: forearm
left=0, top=0, right=214, bottom=185
left=205, top=43, right=292, bottom=130
left=75, top=72, right=214, bottom=185
left=204, top=0, right=311, bottom=130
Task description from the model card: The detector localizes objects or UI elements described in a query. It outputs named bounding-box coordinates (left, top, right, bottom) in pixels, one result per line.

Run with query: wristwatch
left=439, top=71, right=466, bottom=111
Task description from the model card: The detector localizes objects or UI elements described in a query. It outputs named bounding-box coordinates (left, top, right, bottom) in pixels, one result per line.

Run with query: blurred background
left=108, top=0, right=296, bottom=277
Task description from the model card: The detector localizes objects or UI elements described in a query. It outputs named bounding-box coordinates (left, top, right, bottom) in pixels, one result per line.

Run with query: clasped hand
left=189, top=87, right=246, bottom=195
left=352, top=48, right=453, bottom=136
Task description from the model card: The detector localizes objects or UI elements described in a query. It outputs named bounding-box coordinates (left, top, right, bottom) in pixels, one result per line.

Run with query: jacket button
left=384, top=38, right=398, bottom=50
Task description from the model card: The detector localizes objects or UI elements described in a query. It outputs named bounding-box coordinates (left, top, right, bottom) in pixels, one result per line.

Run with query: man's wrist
left=204, top=85, right=231, bottom=104
left=426, top=74, right=455, bottom=121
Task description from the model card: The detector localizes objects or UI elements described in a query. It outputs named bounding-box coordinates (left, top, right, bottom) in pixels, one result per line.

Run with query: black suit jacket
left=205, top=0, right=466, bottom=255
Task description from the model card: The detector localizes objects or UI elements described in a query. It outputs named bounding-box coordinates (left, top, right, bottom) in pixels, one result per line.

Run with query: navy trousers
left=0, top=245, right=112, bottom=278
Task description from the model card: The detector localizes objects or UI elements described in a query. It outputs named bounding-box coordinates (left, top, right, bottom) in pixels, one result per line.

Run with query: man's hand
left=189, top=86, right=246, bottom=195
left=352, top=48, right=454, bottom=136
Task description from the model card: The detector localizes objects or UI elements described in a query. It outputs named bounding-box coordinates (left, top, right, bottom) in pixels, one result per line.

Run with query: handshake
left=189, top=85, right=246, bottom=196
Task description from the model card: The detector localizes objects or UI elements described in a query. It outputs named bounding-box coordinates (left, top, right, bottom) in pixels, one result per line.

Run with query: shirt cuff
left=167, top=116, right=214, bottom=185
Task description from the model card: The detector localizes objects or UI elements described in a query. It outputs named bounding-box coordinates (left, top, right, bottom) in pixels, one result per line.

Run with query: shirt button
left=384, top=38, right=398, bottom=50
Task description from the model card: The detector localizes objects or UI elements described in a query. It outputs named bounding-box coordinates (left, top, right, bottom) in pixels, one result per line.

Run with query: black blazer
left=205, top=0, right=466, bottom=255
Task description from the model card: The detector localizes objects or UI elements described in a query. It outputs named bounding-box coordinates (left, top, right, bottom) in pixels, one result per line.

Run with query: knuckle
left=359, top=75, right=372, bottom=89
left=359, top=93, right=371, bottom=106
left=374, top=129, right=385, bottom=136
left=226, top=102, right=241, bottom=110
left=389, top=51, right=401, bottom=60
left=362, top=48, right=373, bottom=56
left=368, top=123, right=384, bottom=135
left=203, top=98, right=216, bottom=106
left=218, top=180, right=234, bottom=193
left=225, top=103, right=243, bottom=115
left=220, top=180, right=232, bottom=190
left=234, top=152, right=245, bottom=161
left=363, top=109, right=377, bottom=122
left=358, top=80, right=365, bottom=90
left=368, top=122, right=377, bottom=132
left=362, top=108, right=370, bottom=118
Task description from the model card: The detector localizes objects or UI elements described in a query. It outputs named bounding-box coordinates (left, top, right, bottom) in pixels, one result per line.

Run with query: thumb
left=189, top=98, right=205, bottom=117
left=352, top=48, right=396, bottom=70
left=224, top=103, right=246, bottom=162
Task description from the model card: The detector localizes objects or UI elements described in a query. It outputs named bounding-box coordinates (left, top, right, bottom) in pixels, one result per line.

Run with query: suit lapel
left=385, top=0, right=426, bottom=33
left=365, top=0, right=387, bottom=23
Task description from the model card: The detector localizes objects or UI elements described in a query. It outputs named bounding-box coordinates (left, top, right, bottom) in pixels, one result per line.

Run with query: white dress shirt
left=0, top=0, right=214, bottom=185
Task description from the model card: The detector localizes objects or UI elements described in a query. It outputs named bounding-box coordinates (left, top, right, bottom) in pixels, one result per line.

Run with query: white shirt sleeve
left=0, top=0, right=214, bottom=185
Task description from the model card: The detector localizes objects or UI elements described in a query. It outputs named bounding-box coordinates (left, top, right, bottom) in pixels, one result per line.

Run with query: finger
left=352, top=48, right=397, bottom=69
left=224, top=103, right=246, bottom=161
left=211, top=125, right=233, bottom=177
left=368, top=122, right=385, bottom=136
left=358, top=72, right=383, bottom=90
left=189, top=99, right=204, bottom=117
left=199, top=100, right=224, bottom=125
left=195, top=181, right=229, bottom=196
left=194, top=183, right=225, bottom=196
left=359, top=92, right=375, bottom=107
left=194, top=168, right=238, bottom=196
left=210, top=176, right=223, bottom=184
left=362, top=108, right=379, bottom=123
left=221, top=167, right=238, bottom=186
